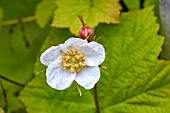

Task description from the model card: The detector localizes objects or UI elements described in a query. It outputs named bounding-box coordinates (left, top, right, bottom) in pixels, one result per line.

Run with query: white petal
left=62, top=38, right=88, bottom=52
left=80, top=42, right=105, bottom=66
left=40, top=45, right=63, bottom=66
left=75, top=67, right=100, bottom=89
left=46, top=61, right=76, bottom=90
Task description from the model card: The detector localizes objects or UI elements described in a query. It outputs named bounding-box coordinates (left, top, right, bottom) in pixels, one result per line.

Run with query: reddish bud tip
left=78, top=26, right=93, bottom=39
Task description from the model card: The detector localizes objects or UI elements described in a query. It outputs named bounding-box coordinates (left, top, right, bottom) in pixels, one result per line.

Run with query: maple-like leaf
left=51, top=0, right=121, bottom=35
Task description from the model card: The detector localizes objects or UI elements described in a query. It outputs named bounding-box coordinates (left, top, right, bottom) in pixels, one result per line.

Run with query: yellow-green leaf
left=52, top=0, right=121, bottom=35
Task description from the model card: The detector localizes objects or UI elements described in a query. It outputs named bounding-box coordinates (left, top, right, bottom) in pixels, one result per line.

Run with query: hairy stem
left=1, top=16, right=35, bottom=26
left=78, top=15, right=85, bottom=27
left=0, top=75, right=25, bottom=87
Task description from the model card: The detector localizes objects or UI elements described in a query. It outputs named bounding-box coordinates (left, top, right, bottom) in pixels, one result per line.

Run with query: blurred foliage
left=0, top=8, right=3, bottom=25
left=35, top=0, right=56, bottom=28
left=0, top=0, right=40, bottom=20
left=0, top=0, right=49, bottom=112
left=1, top=0, right=170, bottom=113
left=0, top=107, right=4, bottom=113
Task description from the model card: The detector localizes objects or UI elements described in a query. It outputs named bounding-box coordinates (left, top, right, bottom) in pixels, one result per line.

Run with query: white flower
left=40, top=38, right=105, bottom=90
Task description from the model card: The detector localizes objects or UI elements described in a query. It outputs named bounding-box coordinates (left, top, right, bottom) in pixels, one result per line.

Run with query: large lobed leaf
left=96, top=6, right=170, bottom=113
left=51, top=0, right=121, bottom=35
left=19, top=6, right=170, bottom=113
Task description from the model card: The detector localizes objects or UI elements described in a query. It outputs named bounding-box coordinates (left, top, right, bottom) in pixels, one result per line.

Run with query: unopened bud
left=78, top=26, right=93, bottom=39
left=78, top=15, right=94, bottom=39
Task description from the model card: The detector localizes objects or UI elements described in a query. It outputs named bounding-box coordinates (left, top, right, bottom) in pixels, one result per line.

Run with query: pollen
left=62, top=49, right=86, bottom=73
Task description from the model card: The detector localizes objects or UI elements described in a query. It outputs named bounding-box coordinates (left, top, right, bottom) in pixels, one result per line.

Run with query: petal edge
left=40, top=45, right=63, bottom=66
left=46, top=61, right=76, bottom=90
left=75, top=67, right=100, bottom=89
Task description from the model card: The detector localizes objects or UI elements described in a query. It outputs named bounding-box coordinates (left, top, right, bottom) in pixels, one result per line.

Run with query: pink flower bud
left=78, top=26, right=93, bottom=39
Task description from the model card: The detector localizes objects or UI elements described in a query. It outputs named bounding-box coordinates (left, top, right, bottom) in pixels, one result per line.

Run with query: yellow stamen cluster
left=62, top=49, right=86, bottom=73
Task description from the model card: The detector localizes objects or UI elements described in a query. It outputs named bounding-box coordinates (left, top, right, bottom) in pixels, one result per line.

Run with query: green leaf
left=123, top=0, right=140, bottom=10
left=19, top=74, right=95, bottom=113
left=19, top=28, right=95, bottom=113
left=159, top=0, right=170, bottom=59
left=35, top=0, right=57, bottom=28
left=52, top=0, right=121, bottom=35
left=96, top=6, right=170, bottom=113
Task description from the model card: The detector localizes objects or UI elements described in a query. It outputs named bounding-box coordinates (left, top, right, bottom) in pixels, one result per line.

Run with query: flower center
left=62, top=49, right=86, bottom=73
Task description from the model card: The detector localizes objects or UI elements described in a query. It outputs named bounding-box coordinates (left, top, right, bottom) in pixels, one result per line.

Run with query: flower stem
left=75, top=81, right=82, bottom=96
left=94, top=84, right=100, bottom=113
left=78, top=15, right=85, bottom=27
left=1, top=16, right=35, bottom=26
left=0, top=75, right=25, bottom=87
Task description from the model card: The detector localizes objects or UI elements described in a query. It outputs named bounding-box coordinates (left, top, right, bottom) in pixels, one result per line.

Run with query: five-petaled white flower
left=40, top=38, right=105, bottom=90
